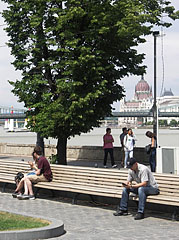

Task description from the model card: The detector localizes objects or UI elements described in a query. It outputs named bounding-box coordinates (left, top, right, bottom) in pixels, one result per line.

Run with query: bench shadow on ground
left=4, top=183, right=178, bottom=223
left=34, top=190, right=178, bottom=222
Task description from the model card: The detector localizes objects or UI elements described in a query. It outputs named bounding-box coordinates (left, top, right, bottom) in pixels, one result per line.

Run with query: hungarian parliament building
left=118, top=75, right=179, bottom=126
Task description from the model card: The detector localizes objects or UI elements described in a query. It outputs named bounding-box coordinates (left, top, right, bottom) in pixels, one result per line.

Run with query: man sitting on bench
left=113, top=157, right=159, bottom=220
left=12, top=146, right=53, bottom=200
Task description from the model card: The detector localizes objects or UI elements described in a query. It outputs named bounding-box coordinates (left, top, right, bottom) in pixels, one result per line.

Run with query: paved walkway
left=0, top=192, right=179, bottom=240
left=0, top=154, right=122, bottom=168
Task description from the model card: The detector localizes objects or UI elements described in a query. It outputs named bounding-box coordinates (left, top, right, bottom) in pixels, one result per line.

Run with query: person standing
left=146, top=131, right=157, bottom=172
left=123, top=128, right=135, bottom=168
left=103, top=128, right=117, bottom=168
left=113, top=158, right=159, bottom=220
left=120, top=127, right=127, bottom=167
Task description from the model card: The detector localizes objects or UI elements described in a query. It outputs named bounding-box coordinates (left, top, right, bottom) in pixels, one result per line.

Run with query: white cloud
left=0, top=0, right=179, bottom=110
left=0, top=1, right=23, bottom=108
left=121, top=9, right=179, bottom=102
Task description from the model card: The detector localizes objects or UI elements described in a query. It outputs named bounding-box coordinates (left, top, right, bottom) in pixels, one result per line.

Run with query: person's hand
left=28, top=161, right=34, bottom=168
left=122, top=182, right=131, bottom=189
left=125, top=184, right=131, bottom=189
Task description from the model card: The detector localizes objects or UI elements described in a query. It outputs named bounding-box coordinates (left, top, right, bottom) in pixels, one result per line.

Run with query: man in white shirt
left=113, top=158, right=159, bottom=220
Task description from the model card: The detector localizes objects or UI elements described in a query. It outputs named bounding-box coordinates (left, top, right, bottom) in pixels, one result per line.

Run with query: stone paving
left=0, top=154, right=120, bottom=168
left=0, top=192, right=179, bottom=240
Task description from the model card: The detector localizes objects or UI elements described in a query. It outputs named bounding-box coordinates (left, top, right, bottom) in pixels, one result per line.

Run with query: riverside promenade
left=1, top=155, right=179, bottom=239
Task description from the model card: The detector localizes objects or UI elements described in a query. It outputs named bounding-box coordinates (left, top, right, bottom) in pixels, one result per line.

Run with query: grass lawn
left=0, top=211, right=50, bottom=231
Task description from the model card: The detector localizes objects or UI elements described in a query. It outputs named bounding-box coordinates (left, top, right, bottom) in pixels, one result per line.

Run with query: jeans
left=149, top=148, right=156, bottom=172
left=103, top=148, right=115, bottom=166
left=119, top=186, right=159, bottom=213
left=124, top=151, right=133, bottom=167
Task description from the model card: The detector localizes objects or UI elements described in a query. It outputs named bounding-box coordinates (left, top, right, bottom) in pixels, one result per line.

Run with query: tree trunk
left=56, top=137, right=67, bottom=165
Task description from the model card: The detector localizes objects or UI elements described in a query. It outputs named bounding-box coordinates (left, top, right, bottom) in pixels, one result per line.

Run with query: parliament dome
left=135, top=77, right=150, bottom=92
left=134, top=75, right=152, bottom=100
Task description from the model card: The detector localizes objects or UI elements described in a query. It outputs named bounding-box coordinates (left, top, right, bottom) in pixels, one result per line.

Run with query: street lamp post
left=153, top=31, right=160, bottom=136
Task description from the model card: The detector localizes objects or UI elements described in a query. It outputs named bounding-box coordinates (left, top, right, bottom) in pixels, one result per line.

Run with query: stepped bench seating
left=0, top=159, right=179, bottom=218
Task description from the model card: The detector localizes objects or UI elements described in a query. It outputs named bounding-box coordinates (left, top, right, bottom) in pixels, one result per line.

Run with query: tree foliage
left=159, top=120, right=168, bottom=126
left=2, top=0, right=178, bottom=164
left=170, top=119, right=178, bottom=127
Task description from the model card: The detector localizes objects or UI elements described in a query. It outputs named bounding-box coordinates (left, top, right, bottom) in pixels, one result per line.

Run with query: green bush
left=48, top=154, right=58, bottom=164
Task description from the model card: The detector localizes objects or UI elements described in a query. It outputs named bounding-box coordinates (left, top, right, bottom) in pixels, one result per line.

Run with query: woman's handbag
left=145, top=144, right=151, bottom=154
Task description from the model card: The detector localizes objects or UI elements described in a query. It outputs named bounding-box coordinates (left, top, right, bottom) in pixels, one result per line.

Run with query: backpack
left=145, top=144, right=151, bottom=154
left=15, top=172, right=24, bottom=183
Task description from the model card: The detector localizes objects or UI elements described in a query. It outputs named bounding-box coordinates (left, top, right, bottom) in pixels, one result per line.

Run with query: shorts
left=26, top=171, right=36, bottom=176
left=27, top=174, right=48, bottom=184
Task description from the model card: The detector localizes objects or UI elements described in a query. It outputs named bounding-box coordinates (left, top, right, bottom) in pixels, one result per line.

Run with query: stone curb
left=0, top=211, right=64, bottom=240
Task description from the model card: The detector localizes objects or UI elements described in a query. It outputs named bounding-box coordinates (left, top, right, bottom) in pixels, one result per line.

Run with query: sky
left=0, top=1, right=179, bottom=110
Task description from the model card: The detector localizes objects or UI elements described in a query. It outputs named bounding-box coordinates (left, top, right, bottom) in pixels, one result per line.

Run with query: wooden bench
left=0, top=159, right=126, bottom=202
left=0, top=159, right=179, bottom=218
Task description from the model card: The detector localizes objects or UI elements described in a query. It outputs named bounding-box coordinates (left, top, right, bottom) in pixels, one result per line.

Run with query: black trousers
left=149, top=148, right=156, bottom=172
left=103, top=148, right=115, bottom=166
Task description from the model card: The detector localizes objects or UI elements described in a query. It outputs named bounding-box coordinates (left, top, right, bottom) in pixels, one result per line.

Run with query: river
left=0, top=126, right=179, bottom=148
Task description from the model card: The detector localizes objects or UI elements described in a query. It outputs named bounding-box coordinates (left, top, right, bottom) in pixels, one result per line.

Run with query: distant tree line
left=145, top=119, right=179, bottom=127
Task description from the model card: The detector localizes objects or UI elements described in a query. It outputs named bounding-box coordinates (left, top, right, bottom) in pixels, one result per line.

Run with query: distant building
left=119, top=76, right=153, bottom=126
left=119, top=77, right=179, bottom=126
left=158, top=88, right=179, bottom=124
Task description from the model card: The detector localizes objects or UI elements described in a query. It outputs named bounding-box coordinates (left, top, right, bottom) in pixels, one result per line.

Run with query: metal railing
left=0, top=111, right=179, bottom=119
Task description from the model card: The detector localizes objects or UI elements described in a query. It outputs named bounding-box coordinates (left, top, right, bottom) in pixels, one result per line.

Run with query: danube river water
left=0, top=126, right=179, bottom=148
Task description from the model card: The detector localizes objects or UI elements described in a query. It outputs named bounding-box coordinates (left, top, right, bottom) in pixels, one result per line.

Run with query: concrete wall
left=0, top=143, right=149, bottom=164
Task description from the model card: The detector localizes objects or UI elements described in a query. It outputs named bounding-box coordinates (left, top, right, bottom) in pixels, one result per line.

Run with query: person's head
left=126, top=157, right=138, bottom=171
left=33, top=146, right=43, bottom=160
left=106, top=128, right=111, bottom=134
left=122, top=127, right=127, bottom=134
left=128, top=128, right=132, bottom=135
left=146, top=131, right=155, bottom=138
left=32, top=151, right=38, bottom=163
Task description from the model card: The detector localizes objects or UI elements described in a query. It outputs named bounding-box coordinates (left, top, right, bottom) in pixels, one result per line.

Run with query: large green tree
left=2, top=0, right=178, bottom=164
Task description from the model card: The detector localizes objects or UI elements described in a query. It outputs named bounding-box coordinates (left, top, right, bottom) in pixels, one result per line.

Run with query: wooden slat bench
left=0, top=159, right=126, bottom=202
left=0, top=159, right=179, bottom=218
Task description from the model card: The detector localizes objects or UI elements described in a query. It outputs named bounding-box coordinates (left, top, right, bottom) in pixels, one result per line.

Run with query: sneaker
left=12, top=192, right=19, bottom=198
left=17, top=194, right=30, bottom=200
left=104, top=165, right=108, bottom=168
left=134, top=212, right=144, bottom=220
left=113, top=210, right=128, bottom=216
left=12, top=192, right=22, bottom=198
left=17, top=193, right=23, bottom=198
left=29, top=195, right=35, bottom=200
left=112, top=164, right=117, bottom=168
